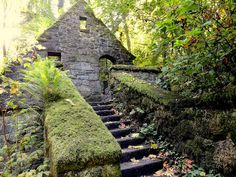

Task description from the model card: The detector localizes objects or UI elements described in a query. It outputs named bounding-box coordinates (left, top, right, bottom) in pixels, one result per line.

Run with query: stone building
left=37, top=0, right=135, bottom=100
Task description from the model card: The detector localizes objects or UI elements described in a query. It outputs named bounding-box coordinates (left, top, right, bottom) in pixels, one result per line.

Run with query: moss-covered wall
left=111, top=65, right=161, bottom=84
left=110, top=72, right=236, bottom=176
left=45, top=74, right=121, bottom=177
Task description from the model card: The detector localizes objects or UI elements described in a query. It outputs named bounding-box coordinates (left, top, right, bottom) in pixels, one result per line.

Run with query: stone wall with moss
left=111, top=65, right=161, bottom=84
left=0, top=109, right=49, bottom=176
left=45, top=74, right=121, bottom=177
left=110, top=72, right=236, bottom=176
left=37, top=0, right=134, bottom=100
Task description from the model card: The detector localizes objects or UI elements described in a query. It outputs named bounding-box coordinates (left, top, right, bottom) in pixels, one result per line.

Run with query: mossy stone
left=112, top=72, right=177, bottom=105
left=45, top=74, right=121, bottom=176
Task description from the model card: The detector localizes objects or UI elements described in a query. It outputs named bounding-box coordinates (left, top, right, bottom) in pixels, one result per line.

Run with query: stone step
left=101, top=115, right=121, bottom=122
left=92, top=105, right=113, bottom=111
left=121, top=159, right=163, bottom=177
left=105, top=120, right=131, bottom=130
left=89, top=101, right=113, bottom=106
left=117, top=137, right=145, bottom=149
left=110, top=128, right=132, bottom=138
left=96, top=110, right=115, bottom=116
left=121, top=146, right=151, bottom=163
left=91, top=100, right=163, bottom=177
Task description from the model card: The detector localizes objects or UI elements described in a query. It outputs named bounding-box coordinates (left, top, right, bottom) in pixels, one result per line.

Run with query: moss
left=184, top=136, right=204, bottom=161
left=172, top=120, right=194, bottom=141
left=45, top=74, right=121, bottom=176
left=112, top=72, right=177, bottom=105
left=62, top=164, right=120, bottom=177
left=111, top=65, right=161, bottom=74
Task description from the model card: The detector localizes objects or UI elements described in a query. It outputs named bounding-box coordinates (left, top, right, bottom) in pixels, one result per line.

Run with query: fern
left=22, top=58, right=62, bottom=106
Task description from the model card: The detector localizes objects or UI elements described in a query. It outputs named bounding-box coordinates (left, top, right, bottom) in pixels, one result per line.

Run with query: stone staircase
left=90, top=101, right=163, bottom=177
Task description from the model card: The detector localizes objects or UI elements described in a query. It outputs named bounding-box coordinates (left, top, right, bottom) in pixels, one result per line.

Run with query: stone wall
left=0, top=115, right=16, bottom=148
left=0, top=110, right=47, bottom=176
left=110, top=72, right=236, bottom=177
left=0, top=63, right=42, bottom=109
left=38, top=0, right=134, bottom=100
left=111, top=65, right=161, bottom=84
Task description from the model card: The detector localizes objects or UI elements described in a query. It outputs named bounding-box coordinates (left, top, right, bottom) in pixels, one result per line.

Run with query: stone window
left=47, top=52, right=63, bottom=69
left=48, top=52, right=61, bottom=61
left=80, top=16, right=87, bottom=31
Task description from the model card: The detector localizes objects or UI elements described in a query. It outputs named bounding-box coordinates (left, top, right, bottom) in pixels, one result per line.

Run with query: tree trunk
left=2, top=44, right=6, bottom=58
left=2, top=0, right=7, bottom=57
left=122, top=14, right=131, bottom=51
left=58, top=0, right=64, bottom=10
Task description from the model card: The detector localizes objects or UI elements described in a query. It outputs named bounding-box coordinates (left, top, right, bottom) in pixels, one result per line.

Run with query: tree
left=2, top=0, right=7, bottom=58
left=90, top=0, right=236, bottom=98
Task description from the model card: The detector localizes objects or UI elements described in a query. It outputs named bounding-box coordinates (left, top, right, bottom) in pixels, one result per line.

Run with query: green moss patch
left=45, top=74, right=121, bottom=176
left=111, top=65, right=161, bottom=74
left=112, top=72, right=177, bottom=105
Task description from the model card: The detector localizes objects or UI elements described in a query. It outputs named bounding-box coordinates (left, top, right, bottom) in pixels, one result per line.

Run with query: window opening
left=80, top=16, right=87, bottom=31
left=47, top=52, right=61, bottom=61
left=47, top=52, right=63, bottom=69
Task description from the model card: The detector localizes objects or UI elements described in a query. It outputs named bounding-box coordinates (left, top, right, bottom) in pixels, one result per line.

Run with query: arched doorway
left=99, top=55, right=115, bottom=94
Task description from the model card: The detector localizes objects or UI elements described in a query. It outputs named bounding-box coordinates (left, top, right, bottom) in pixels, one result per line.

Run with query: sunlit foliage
left=91, top=0, right=236, bottom=98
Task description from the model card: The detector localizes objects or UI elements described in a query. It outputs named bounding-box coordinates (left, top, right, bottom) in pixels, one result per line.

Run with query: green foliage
left=0, top=58, right=5, bottom=74
left=185, top=166, right=220, bottom=177
left=92, top=0, right=236, bottom=100
left=0, top=60, right=23, bottom=111
left=1, top=109, right=49, bottom=177
left=130, top=107, right=144, bottom=115
left=21, top=0, right=56, bottom=38
left=154, top=0, right=236, bottom=98
left=140, top=123, right=157, bottom=138
left=22, top=57, right=62, bottom=106
left=99, top=59, right=113, bottom=81
left=111, top=65, right=161, bottom=73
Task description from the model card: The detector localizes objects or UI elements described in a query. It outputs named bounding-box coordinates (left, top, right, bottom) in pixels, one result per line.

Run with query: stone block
left=88, top=73, right=99, bottom=81
left=77, top=75, right=89, bottom=80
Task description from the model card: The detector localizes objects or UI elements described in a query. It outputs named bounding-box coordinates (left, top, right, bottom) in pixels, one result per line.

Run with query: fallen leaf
left=128, top=145, right=144, bottom=149
left=151, top=143, right=158, bottom=149
left=130, top=133, right=140, bottom=138
left=200, top=171, right=206, bottom=176
left=184, top=159, right=193, bottom=169
left=10, top=83, right=19, bottom=94
left=158, top=151, right=167, bottom=158
left=130, top=158, right=140, bottom=164
left=112, top=108, right=119, bottom=114
left=148, top=154, right=158, bottom=160
left=0, top=87, right=6, bottom=94
left=142, top=156, right=149, bottom=160
left=65, top=99, right=75, bottom=106
left=154, top=170, right=165, bottom=176
left=119, top=123, right=126, bottom=129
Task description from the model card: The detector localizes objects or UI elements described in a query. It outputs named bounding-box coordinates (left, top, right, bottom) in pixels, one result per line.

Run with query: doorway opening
left=99, top=56, right=114, bottom=94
